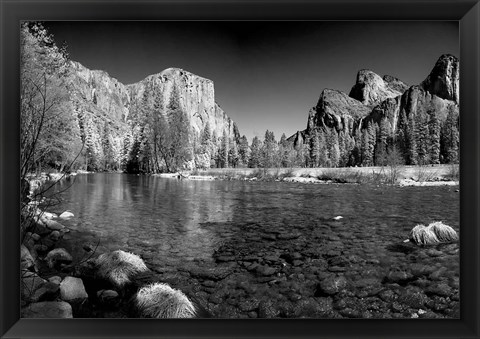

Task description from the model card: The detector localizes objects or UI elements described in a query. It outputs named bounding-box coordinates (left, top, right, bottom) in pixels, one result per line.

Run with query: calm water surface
left=51, top=174, right=460, bottom=318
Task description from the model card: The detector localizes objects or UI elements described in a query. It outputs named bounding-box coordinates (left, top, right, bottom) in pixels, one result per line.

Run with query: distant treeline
left=20, top=22, right=459, bottom=177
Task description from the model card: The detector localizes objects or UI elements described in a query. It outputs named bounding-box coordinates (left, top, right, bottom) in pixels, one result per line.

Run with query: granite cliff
left=68, top=62, right=239, bottom=172
left=292, top=54, right=459, bottom=166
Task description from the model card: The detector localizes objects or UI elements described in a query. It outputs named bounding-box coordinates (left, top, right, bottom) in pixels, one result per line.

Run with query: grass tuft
left=135, top=282, right=196, bottom=318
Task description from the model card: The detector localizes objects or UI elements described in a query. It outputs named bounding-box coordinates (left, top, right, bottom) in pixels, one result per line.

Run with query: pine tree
left=166, top=84, right=191, bottom=171
left=327, top=128, right=340, bottom=167
left=415, top=107, right=430, bottom=165
left=238, top=135, right=250, bottom=167
left=441, top=106, right=459, bottom=163
left=278, top=133, right=289, bottom=167
left=428, top=109, right=441, bottom=164
left=121, top=131, right=133, bottom=171
left=407, top=113, right=418, bottom=165
left=102, top=121, right=114, bottom=171
left=218, top=130, right=229, bottom=168
left=375, top=118, right=390, bottom=166
left=201, top=122, right=211, bottom=152
left=228, top=139, right=239, bottom=168
left=309, top=129, right=320, bottom=167
left=249, top=136, right=262, bottom=168
left=261, top=130, right=279, bottom=168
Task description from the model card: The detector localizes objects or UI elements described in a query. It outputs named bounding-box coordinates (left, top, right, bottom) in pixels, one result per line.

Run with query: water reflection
left=51, top=174, right=459, bottom=270
left=51, top=174, right=236, bottom=263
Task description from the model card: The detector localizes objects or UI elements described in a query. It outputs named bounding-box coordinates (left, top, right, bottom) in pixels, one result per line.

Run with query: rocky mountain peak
left=421, top=54, right=459, bottom=103
left=382, top=74, right=409, bottom=94
left=349, top=69, right=405, bottom=106
left=317, top=88, right=371, bottom=119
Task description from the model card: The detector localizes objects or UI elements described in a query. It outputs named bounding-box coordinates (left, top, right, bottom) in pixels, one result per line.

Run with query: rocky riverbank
left=21, top=206, right=90, bottom=318
left=136, top=219, right=459, bottom=319
left=20, top=171, right=459, bottom=319
left=155, top=165, right=459, bottom=187
left=21, top=206, right=460, bottom=319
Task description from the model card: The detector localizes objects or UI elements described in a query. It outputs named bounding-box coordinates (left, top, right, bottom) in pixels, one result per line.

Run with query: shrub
left=95, top=250, right=149, bottom=288
left=134, top=282, right=196, bottom=318
left=409, top=221, right=458, bottom=245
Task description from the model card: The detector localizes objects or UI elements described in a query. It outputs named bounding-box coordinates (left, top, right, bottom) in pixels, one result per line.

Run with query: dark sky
left=45, top=21, right=459, bottom=141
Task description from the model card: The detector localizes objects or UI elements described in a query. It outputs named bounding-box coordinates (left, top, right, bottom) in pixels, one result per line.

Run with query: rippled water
left=51, top=174, right=460, bottom=318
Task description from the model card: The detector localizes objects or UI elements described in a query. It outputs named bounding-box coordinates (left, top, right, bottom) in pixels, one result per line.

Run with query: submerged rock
left=44, top=219, right=65, bottom=231
left=21, top=301, right=73, bottom=318
left=188, top=265, right=234, bottom=281
left=315, top=275, right=348, bottom=296
left=45, top=248, right=73, bottom=269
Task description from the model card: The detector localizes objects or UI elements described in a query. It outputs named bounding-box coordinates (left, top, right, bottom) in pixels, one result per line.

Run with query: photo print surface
left=20, top=21, right=460, bottom=319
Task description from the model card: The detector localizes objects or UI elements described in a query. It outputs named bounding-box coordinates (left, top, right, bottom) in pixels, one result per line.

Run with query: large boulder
left=60, top=276, right=88, bottom=301
left=44, top=219, right=65, bottom=231
left=21, top=301, right=73, bottom=318
left=45, top=248, right=73, bottom=269
left=95, top=250, right=149, bottom=288
left=59, top=211, right=74, bottom=219
left=21, top=275, right=60, bottom=304
left=30, top=282, right=60, bottom=302
left=21, top=245, right=35, bottom=271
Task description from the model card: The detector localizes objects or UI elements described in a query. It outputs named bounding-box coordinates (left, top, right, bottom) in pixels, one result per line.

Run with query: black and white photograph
left=19, top=21, right=460, bottom=319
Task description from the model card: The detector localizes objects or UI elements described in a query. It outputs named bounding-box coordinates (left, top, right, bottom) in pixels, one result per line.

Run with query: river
left=50, top=173, right=460, bottom=318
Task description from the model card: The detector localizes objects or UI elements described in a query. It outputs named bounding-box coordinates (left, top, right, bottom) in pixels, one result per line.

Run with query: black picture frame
left=1, top=0, right=479, bottom=338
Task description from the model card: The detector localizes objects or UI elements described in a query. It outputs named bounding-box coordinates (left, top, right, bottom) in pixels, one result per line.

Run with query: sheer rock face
left=290, top=54, right=459, bottom=166
left=306, top=89, right=370, bottom=135
left=383, top=75, right=409, bottom=94
left=69, top=61, right=130, bottom=122
left=127, top=68, right=237, bottom=140
left=366, top=85, right=457, bottom=136
left=349, top=70, right=406, bottom=107
left=421, top=54, right=459, bottom=103
left=69, top=63, right=239, bottom=145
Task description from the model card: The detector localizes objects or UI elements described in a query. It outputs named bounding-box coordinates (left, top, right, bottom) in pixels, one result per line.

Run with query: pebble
left=315, top=275, right=348, bottom=296
left=385, top=271, right=412, bottom=284
left=48, top=231, right=61, bottom=241
left=397, top=289, right=429, bottom=309
left=238, top=298, right=260, bottom=312
left=202, top=280, right=216, bottom=288
left=426, top=249, right=444, bottom=257
left=425, top=283, right=452, bottom=297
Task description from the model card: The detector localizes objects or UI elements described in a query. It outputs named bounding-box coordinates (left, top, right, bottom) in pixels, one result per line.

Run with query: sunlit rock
left=60, top=276, right=88, bottom=301
left=59, top=211, right=74, bottom=219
